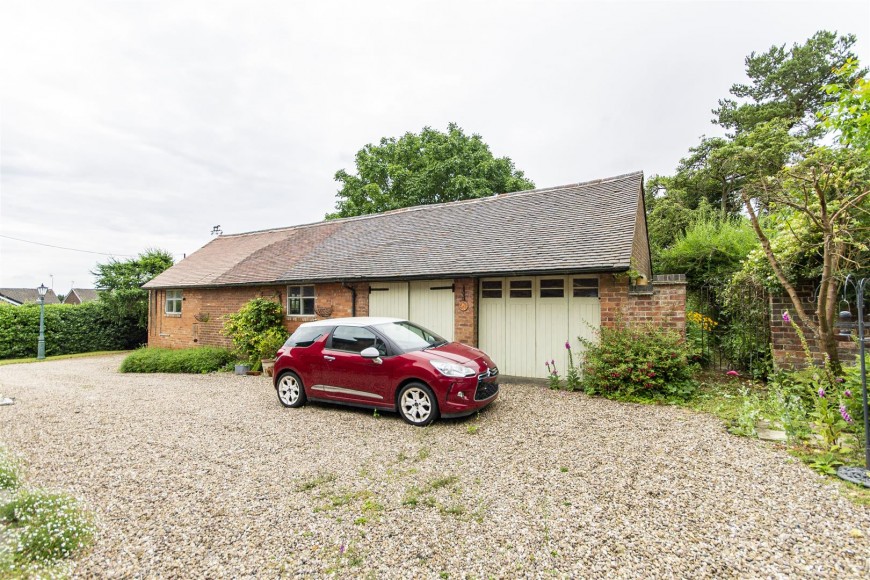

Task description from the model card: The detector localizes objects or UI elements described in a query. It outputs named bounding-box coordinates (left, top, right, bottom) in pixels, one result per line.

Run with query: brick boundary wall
left=600, top=273, right=687, bottom=334
left=770, top=287, right=858, bottom=369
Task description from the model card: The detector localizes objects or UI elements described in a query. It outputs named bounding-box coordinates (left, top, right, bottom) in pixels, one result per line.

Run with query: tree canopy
left=92, top=249, right=174, bottom=332
left=326, top=123, right=534, bottom=219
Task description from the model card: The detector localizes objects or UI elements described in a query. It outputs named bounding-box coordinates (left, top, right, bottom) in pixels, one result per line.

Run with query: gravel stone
left=1, top=355, right=869, bottom=577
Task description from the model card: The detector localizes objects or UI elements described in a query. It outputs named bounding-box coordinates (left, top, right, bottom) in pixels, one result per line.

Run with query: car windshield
left=373, top=321, right=446, bottom=353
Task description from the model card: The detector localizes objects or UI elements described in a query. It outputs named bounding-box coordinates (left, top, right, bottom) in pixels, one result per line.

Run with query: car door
left=317, top=326, right=395, bottom=405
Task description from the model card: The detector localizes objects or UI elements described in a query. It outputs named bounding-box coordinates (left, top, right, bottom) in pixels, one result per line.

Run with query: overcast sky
left=1, top=0, right=868, bottom=292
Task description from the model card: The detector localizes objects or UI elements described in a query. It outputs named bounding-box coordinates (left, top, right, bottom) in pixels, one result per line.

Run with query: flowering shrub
left=544, top=360, right=561, bottom=390
left=564, top=342, right=581, bottom=392
left=0, top=446, right=21, bottom=490
left=0, top=490, right=95, bottom=568
left=580, top=323, right=698, bottom=398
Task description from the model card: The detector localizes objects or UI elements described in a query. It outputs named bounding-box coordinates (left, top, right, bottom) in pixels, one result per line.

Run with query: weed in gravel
left=402, top=487, right=421, bottom=507
left=466, top=425, right=479, bottom=435
left=0, top=446, right=22, bottom=490
left=559, top=466, right=568, bottom=473
left=396, top=452, right=408, bottom=462
left=440, top=503, right=466, bottom=517
left=361, top=499, right=383, bottom=513
left=422, top=496, right=437, bottom=507
left=372, top=409, right=380, bottom=419
left=429, top=475, right=458, bottom=490
left=316, top=490, right=372, bottom=512
left=416, top=447, right=430, bottom=461
left=0, top=489, right=95, bottom=569
left=295, top=472, right=336, bottom=492
left=353, top=517, right=368, bottom=525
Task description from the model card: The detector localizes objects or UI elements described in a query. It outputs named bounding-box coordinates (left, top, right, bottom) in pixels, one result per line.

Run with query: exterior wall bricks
left=599, top=273, right=686, bottom=334
left=769, top=287, right=857, bottom=369
left=453, top=278, right=477, bottom=346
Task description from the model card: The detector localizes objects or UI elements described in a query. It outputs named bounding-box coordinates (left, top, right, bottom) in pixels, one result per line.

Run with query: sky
left=1, top=0, right=868, bottom=292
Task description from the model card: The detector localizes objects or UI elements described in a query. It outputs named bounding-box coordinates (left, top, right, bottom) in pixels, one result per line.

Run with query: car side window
left=329, top=326, right=387, bottom=355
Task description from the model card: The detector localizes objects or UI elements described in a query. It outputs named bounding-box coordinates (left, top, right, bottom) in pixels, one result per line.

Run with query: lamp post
left=37, top=282, right=48, bottom=360
left=836, top=275, right=869, bottom=487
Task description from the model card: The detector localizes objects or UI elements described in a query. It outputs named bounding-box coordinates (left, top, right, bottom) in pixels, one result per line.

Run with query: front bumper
left=440, top=372, right=500, bottom=418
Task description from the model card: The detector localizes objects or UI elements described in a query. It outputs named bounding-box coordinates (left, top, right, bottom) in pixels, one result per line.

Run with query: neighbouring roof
left=0, top=288, right=61, bottom=305
left=145, top=171, right=645, bottom=289
left=63, top=288, right=100, bottom=304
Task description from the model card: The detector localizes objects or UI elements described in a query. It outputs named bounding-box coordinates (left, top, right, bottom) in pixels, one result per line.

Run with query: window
left=287, top=285, right=315, bottom=316
left=374, top=321, right=444, bottom=353
left=284, top=326, right=329, bottom=348
left=539, top=278, right=564, bottom=298
left=165, top=290, right=182, bottom=314
left=481, top=280, right=502, bottom=299
left=329, top=326, right=387, bottom=355
left=509, top=280, right=532, bottom=298
left=573, top=278, right=599, bottom=298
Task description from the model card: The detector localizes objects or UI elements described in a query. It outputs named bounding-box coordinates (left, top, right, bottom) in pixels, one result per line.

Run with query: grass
left=0, top=446, right=22, bottom=490
left=119, top=346, right=234, bottom=374
left=0, top=350, right=130, bottom=366
left=428, top=475, right=458, bottom=490
left=295, top=472, right=336, bottom=492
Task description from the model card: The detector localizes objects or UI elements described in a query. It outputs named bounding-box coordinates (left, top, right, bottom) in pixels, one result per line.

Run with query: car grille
left=474, top=381, right=499, bottom=401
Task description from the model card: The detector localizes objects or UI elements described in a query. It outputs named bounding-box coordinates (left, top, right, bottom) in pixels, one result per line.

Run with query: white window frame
left=165, top=289, right=183, bottom=314
left=287, top=284, right=316, bottom=316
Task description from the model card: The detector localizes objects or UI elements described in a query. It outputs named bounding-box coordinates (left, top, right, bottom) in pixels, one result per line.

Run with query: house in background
left=0, top=288, right=61, bottom=306
left=143, top=172, right=686, bottom=378
left=63, top=288, right=100, bottom=305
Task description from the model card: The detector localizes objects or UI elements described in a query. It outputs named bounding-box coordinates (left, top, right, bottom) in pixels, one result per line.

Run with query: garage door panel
left=409, top=279, right=454, bottom=341
left=478, top=279, right=506, bottom=371
left=536, top=277, right=569, bottom=377
left=369, top=283, right=409, bottom=319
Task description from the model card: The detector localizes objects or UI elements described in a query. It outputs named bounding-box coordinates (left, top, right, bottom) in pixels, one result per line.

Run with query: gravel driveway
left=1, top=355, right=868, bottom=578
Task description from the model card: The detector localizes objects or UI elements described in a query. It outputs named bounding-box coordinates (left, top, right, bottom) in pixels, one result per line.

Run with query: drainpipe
left=343, top=282, right=357, bottom=317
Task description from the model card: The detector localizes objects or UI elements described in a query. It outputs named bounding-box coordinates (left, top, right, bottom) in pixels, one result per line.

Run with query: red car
left=272, top=317, right=499, bottom=426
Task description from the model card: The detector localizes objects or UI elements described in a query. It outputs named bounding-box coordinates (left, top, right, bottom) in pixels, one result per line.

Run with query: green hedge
left=119, top=347, right=234, bottom=374
left=0, top=302, right=142, bottom=359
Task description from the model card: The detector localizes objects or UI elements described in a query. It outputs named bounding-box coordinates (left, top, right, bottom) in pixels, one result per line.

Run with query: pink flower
left=844, top=389, right=852, bottom=398
left=840, top=404, right=853, bottom=423
left=818, top=387, right=826, bottom=398
left=726, top=370, right=739, bottom=377
left=565, top=341, right=571, bottom=350
left=782, top=311, right=791, bottom=323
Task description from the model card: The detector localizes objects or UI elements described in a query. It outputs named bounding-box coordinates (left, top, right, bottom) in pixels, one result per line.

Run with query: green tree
left=327, top=123, right=534, bottom=218
left=92, top=249, right=174, bottom=332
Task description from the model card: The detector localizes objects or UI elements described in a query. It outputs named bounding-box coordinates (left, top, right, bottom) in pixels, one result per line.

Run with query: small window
left=539, top=279, right=564, bottom=298
left=165, top=290, right=182, bottom=314
left=287, top=285, right=315, bottom=316
left=284, top=326, right=329, bottom=348
left=329, top=326, right=387, bottom=355
left=509, top=280, right=533, bottom=299
left=481, top=280, right=502, bottom=299
left=573, top=278, right=599, bottom=298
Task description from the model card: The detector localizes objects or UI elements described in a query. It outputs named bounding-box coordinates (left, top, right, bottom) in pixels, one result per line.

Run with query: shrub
left=0, top=302, right=141, bottom=359
left=0, top=490, right=95, bottom=567
left=580, top=323, right=698, bottom=398
left=119, top=347, right=234, bottom=373
left=222, top=298, right=287, bottom=365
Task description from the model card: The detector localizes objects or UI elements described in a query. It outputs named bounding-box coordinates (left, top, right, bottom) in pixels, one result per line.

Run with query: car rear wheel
left=397, top=382, right=438, bottom=427
left=277, top=371, right=306, bottom=408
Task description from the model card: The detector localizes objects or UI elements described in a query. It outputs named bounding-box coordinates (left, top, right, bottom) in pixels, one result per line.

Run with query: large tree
left=93, top=249, right=174, bottom=332
left=327, top=123, right=534, bottom=219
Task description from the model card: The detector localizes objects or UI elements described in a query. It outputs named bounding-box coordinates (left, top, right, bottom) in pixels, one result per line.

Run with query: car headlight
left=430, top=360, right=476, bottom=378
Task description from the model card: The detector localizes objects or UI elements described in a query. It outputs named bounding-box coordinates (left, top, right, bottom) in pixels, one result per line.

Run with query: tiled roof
left=64, top=288, right=100, bottom=304
left=145, top=172, right=644, bottom=289
left=0, top=288, right=61, bottom=305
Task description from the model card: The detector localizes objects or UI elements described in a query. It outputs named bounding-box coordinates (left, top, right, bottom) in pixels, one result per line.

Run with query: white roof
left=300, top=316, right=405, bottom=328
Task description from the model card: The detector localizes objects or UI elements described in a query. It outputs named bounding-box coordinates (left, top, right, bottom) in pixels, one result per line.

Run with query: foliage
left=0, top=489, right=95, bottom=569
left=823, top=57, right=870, bottom=149
left=222, top=298, right=286, bottom=365
left=564, top=342, right=581, bottom=392
left=580, top=323, right=698, bottom=399
left=730, top=387, right=761, bottom=437
left=326, top=123, right=534, bottom=218
left=544, top=359, right=561, bottom=390
left=119, top=347, right=234, bottom=374
left=93, top=249, right=174, bottom=336
left=0, top=302, right=142, bottom=359
left=0, top=446, right=22, bottom=491
left=658, top=217, right=758, bottom=290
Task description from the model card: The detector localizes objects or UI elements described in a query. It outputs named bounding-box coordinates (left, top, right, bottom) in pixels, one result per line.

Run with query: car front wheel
left=397, top=382, right=438, bottom=426
left=277, top=371, right=306, bottom=408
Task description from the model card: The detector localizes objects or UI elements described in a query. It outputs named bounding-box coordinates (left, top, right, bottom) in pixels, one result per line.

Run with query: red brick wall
left=148, top=283, right=360, bottom=349
left=770, top=288, right=857, bottom=369
left=454, top=278, right=477, bottom=346
left=599, top=274, right=686, bottom=334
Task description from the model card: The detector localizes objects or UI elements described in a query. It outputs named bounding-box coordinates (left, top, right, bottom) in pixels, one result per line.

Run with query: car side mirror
left=360, top=347, right=383, bottom=364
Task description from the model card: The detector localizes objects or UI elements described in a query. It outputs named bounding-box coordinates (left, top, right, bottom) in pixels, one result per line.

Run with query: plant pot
left=234, top=364, right=252, bottom=375
left=261, top=358, right=276, bottom=377
left=246, top=370, right=262, bottom=376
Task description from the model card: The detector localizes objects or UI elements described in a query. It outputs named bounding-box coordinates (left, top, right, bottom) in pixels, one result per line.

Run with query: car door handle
left=323, top=355, right=336, bottom=361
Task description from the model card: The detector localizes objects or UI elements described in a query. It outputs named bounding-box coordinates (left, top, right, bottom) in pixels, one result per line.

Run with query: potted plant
left=257, top=329, right=287, bottom=378
left=223, top=298, right=286, bottom=377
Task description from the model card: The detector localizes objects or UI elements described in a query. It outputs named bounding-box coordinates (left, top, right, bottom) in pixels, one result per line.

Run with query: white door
left=368, top=283, right=409, bottom=319
left=478, top=275, right=601, bottom=378
left=409, top=280, right=455, bottom=341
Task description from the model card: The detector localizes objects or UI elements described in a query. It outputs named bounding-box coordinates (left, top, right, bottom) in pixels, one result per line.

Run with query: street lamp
left=37, top=282, right=48, bottom=360
left=836, top=275, right=869, bottom=487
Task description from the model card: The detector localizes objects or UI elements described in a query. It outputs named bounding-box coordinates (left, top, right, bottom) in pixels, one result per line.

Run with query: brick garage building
left=144, top=172, right=686, bottom=378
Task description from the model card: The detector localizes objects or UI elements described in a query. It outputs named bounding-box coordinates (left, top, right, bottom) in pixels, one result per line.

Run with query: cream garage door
left=368, top=280, right=455, bottom=341
left=478, top=276, right=600, bottom=378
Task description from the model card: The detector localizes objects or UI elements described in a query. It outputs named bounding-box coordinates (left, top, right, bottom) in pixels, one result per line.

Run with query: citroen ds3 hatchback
left=272, top=317, right=499, bottom=426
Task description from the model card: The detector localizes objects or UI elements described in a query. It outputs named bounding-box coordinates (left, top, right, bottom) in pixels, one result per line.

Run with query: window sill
left=165, top=313, right=182, bottom=317
left=286, top=315, right=316, bottom=321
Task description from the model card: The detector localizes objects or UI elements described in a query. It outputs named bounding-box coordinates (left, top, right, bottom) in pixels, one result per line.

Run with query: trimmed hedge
left=119, top=347, right=234, bottom=374
left=0, top=302, right=142, bottom=359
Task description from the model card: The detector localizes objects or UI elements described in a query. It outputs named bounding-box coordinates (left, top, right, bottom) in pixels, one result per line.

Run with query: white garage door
left=369, top=280, right=455, bottom=341
left=479, top=276, right=600, bottom=378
